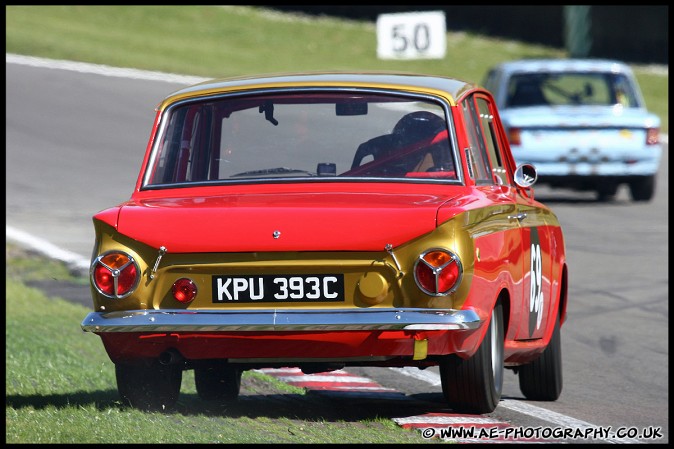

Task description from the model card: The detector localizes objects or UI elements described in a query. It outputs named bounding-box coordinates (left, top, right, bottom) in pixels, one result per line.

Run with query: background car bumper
left=528, top=160, right=659, bottom=177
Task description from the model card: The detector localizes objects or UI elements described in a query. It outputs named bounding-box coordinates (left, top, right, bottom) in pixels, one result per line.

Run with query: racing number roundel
left=528, top=227, right=544, bottom=337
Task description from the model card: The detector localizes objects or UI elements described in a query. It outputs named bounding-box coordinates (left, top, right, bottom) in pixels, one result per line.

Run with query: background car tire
left=440, top=301, right=504, bottom=414
left=195, top=364, right=242, bottom=401
left=596, top=182, right=618, bottom=202
left=115, top=361, right=182, bottom=411
left=518, top=312, right=563, bottom=401
left=628, top=175, right=655, bottom=202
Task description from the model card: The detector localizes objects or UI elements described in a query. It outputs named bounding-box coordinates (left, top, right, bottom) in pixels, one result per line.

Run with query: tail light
left=646, top=127, right=660, bottom=145
left=173, top=278, right=197, bottom=303
left=414, top=249, right=462, bottom=296
left=91, top=251, right=140, bottom=299
left=508, top=127, right=522, bottom=145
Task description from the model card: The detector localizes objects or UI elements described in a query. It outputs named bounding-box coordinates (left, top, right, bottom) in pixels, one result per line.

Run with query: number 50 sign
left=377, top=11, right=446, bottom=60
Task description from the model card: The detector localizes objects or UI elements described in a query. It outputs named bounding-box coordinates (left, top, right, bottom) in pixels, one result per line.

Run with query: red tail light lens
left=172, top=278, right=197, bottom=303
left=508, top=127, right=522, bottom=146
left=414, top=249, right=462, bottom=296
left=91, top=251, right=140, bottom=299
left=646, top=128, right=660, bottom=145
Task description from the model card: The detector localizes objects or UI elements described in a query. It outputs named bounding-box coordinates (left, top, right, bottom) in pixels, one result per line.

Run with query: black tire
left=116, top=361, right=182, bottom=411
left=195, top=363, right=242, bottom=401
left=628, top=175, right=655, bottom=202
left=596, top=182, right=618, bottom=202
left=518, top=313, right=563, bottom=401
left=440, top=301, right=504, bottom=414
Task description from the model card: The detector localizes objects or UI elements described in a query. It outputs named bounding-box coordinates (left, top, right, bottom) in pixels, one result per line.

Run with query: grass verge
left=5, top=244, right=436, bottom=443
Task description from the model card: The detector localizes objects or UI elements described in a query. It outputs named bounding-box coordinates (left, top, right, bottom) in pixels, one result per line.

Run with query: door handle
left=508, top=212, right=527, bottom=222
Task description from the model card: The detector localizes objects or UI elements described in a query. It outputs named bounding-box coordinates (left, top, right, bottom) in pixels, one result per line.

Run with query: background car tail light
left=507, top=127, right=522, bottom=145
left=646, top=127, right=660, bottom=145
left=414, top=249, right=462, bottom=296
left=173, top=278, right=197, bottom=303
left=91, top=251, right=139, bottom=298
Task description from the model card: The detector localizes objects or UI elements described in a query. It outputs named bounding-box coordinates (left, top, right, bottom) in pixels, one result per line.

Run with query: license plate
left=212, top=274, right=345, bottom=303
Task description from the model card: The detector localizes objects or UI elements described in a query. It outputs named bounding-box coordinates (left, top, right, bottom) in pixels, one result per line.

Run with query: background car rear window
left=506, top=72, right=639, bottom=107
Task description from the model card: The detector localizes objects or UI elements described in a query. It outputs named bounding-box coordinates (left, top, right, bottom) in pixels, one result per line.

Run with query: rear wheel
left=518, top=313, right=563, bottom=401
left=195, top=363, right=242, bottom=401
left=596, top=182, right=618, bottom=202
left=116, top=361, right=182, bottom=411
left=628, top=175, right=655, bottom=202
left=440, top=301, right=504, bottom=414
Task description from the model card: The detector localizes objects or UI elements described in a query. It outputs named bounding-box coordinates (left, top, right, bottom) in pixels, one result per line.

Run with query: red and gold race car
left=81, top=72, right=568, bottom=414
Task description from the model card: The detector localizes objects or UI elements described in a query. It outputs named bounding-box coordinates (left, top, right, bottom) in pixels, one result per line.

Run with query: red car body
left=82, top=73, right=568, bottom=414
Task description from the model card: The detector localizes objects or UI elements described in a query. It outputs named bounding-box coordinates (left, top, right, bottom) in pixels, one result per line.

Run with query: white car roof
left=491, top=58, right=634, bottom=75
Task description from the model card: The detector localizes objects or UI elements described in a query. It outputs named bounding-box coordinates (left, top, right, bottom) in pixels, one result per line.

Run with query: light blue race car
left=483, top=59, right=662, bottom=202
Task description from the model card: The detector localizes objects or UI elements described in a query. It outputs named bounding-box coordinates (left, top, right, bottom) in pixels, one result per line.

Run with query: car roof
left=158, top=72, right=480, bottom=110
left=489, top=58, right=634, bottom=75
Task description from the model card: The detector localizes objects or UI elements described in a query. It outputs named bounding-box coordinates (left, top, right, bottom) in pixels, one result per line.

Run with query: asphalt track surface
left=6, top=54, right=669, bottom=443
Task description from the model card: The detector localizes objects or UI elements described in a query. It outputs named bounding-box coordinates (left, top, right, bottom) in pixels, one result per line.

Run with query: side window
left=148, top=104, right=218, bottom=185
left=460, top=96, right=492, bottom=183
left=612, top=73, right=638, bottom=107
left=476, top=96, right=509, bottom=185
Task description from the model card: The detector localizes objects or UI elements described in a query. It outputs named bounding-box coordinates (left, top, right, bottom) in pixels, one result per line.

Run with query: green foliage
left=4, top=5, right=561, bottom=80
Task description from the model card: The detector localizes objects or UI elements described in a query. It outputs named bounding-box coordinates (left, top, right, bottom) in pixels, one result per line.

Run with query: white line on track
left=6, top=53, right=208, bottom=85
left=395, top=415, right=503, bottom=425
left=274, top=374, right=381, bottom=384
left=6, top=225, right=90, bottom=272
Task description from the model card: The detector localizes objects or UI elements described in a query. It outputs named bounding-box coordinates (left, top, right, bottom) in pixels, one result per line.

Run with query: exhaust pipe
left=158, top=349, right=184, bottom=366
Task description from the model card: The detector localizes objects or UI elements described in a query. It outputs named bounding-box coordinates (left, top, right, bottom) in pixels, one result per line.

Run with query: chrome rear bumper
left=81, top=307, right=481, bottom=332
